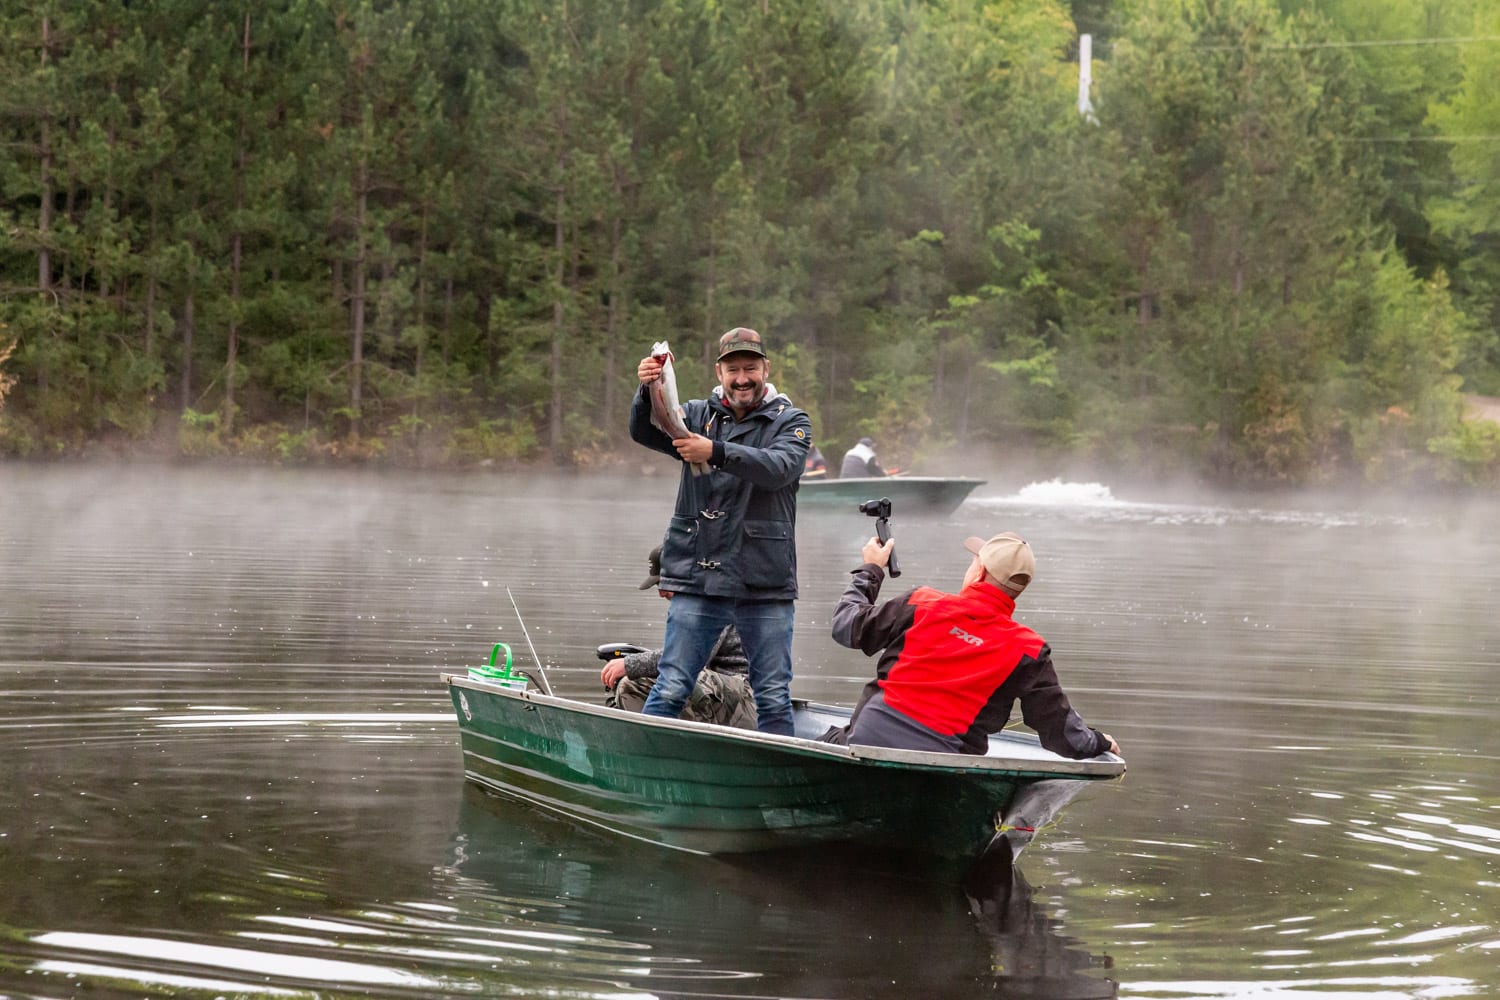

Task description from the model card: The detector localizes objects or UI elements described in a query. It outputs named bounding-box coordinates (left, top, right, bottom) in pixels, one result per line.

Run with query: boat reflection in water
left=961, top=846, right=1118, bottom=1000
left=450, top=784, right=1117, bottom=998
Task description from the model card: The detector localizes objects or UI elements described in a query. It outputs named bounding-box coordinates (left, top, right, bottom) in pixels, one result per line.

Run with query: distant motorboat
left=799, top=475, right=985, bottom=516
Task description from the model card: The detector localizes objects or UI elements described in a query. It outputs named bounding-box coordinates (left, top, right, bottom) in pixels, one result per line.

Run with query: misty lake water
left=1, top=463, right=1497, bottom=999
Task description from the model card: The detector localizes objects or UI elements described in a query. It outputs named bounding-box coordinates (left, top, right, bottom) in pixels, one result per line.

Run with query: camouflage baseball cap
left=963, top=533, right=1035, bottom=598
left=716, top=327, right=767, bottom=361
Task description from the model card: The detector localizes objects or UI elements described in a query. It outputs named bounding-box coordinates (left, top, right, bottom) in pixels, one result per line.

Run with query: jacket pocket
left=660, top=516, right=698, bottom=580
left=740, top=519, right=793, bottom=588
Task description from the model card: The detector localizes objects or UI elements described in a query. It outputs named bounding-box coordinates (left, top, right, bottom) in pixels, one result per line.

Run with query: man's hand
left=601, top=658, right=626, bottom=690
left=673, top=434, right=713, bottom=465
left=862, top=535, right=895, bottom=568
left=1100, top=732, right=1120, bottom=755
left=637, top=356, right=663, bottom=384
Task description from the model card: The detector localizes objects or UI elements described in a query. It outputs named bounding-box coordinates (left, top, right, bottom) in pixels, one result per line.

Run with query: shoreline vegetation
left=3, top=1, right=1499, bottom=488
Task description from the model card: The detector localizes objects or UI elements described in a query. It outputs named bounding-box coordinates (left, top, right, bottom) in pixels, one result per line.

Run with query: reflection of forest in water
left=449, top=785, right=1117, bottom=999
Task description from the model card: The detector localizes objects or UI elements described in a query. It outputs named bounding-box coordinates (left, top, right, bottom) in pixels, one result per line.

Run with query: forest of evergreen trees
left=2, top=0, right=1498, bottom=486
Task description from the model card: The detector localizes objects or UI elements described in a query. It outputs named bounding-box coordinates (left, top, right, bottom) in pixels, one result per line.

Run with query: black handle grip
left=596, top=642, right=650, bottom=661
left=876, top=517, right=900, bottom=577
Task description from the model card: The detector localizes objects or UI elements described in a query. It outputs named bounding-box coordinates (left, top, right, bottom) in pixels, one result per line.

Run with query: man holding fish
left=628, top=327, right=812, bottom=736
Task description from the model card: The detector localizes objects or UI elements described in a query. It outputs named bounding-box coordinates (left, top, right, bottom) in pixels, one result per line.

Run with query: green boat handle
left=469, top=642, right=526, bottom=687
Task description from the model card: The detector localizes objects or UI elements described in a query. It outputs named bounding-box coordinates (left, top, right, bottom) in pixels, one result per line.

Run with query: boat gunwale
left=443, top=673, right=1125, bottom=779
left=795, top=475, right=989, bottom=515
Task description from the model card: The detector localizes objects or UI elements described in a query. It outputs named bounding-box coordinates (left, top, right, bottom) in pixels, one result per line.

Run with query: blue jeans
left=641, top=594, right=795, bottom=735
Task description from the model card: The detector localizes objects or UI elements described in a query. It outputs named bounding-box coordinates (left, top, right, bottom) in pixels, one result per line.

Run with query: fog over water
left=1, top=463, right=1496, bottom=998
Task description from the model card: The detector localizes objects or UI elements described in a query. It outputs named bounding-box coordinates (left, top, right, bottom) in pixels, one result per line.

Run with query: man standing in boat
left=827, top=531, right=1119, bottom=759
left=629, top=327, right=812, bottom=736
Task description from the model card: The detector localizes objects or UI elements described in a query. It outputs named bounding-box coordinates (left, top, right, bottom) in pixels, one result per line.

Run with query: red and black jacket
left=831, top=562, right=1109, bottom=759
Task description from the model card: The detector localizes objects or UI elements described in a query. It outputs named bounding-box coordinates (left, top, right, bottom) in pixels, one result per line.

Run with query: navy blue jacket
left=630, top=384, right=811, bottom=600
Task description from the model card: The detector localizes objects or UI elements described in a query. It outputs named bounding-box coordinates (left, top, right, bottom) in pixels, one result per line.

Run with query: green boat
left=443, top=671, right=1124, bottom=864
left=798, top=475, right=986, bottom=516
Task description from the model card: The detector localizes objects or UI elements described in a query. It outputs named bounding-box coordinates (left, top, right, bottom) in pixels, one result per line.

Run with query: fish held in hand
left=648, top=340, right=710, bottom=476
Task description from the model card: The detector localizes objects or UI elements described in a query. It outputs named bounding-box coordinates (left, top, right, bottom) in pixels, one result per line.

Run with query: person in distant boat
left=840, top=437, right=886, bottom=478
left=602, top=546, right=758, bottom=730
left=803, top=444, right=828, bottom=478
left=823, top=531, right=1120, bottom=759
left=629, top=326, right=812, bottom=736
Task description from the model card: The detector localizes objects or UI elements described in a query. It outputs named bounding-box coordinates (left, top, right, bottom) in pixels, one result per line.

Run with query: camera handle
left=875, top=515, right=901, bottom=577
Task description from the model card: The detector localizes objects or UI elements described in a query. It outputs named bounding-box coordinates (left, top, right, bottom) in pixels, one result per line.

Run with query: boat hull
left=798, top=476, right=985, bottom=516
left=446, top=674, right=1120, bottom=861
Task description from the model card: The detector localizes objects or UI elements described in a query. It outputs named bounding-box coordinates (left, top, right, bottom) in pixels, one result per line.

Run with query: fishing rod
left=506, top=586, right=555, bottom=696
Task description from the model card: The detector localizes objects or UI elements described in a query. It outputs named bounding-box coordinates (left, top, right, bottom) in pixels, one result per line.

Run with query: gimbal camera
left=858, top=497, right=900, bottom=577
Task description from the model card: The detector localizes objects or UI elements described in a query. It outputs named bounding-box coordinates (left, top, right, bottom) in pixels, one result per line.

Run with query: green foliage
left=0, top=413, right=38, bottom=456
left=769, top=342, right=821, bottom=433
left=0, top=325, right=15, bottom=412
left=1428, top=418, right=1500, bottom=485
left=845, top=332, right=934, bottom=463
left=177, top=407, right=224, bottom=457
left=1426, top=1, right=1500, bottom=396
left=0, top=323, right=26, bottom=455
left=446, top=416, right=541, bottom=466
left=0, top=0, right=1487, bottom=487
left=274, top=427, right=328, bottom=464
left=1338, top=249, right=1467, bottom=482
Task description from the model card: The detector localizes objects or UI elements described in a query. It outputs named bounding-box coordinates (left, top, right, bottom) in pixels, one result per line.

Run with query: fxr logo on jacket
left=949, top=626, right=983, bottom=647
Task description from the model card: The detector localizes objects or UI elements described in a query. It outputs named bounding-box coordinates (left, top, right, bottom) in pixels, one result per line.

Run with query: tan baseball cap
left=963, top=533, right=1034, bottom=597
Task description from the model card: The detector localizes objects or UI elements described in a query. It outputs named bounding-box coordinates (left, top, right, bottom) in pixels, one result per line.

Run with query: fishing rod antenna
left=506, top=586, right=555, bottom=695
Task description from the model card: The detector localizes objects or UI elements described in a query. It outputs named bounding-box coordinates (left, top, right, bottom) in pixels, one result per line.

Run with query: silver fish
left=648, top=340, right=709, bottom=476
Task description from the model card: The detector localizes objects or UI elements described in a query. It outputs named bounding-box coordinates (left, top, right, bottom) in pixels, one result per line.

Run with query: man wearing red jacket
left=830, top=531, right=1119, bottom=759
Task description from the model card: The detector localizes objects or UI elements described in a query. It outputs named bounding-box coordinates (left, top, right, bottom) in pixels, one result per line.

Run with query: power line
left=1347, top=135, right=1500, bottom=143
left=1197, top=34, right=1500, bottom=52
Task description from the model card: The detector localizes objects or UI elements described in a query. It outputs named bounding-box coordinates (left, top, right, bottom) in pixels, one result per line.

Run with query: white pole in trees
left=1078, top=33, right=1096, bottom=120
